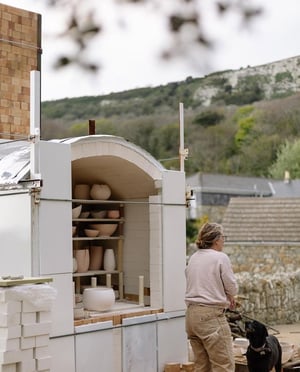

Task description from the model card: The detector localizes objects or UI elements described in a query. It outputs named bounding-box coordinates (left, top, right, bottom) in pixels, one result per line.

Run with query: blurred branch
left=47, top=0, right=263, bottom=72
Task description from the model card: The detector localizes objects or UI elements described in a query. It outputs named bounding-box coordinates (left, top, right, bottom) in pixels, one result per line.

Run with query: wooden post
left=88, top=119, right=95, bottom=135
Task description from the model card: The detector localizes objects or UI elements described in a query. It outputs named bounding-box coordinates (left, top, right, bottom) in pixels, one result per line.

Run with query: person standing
left=185, top=222, right=238, bottom=372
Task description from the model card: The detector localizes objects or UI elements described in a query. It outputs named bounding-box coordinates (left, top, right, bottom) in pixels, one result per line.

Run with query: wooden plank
left=0, top=276, right=53, bottom=287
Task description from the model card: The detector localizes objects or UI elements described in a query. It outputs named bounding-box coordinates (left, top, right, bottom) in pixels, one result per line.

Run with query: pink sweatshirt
left=185, top=249, right=238, bottom=308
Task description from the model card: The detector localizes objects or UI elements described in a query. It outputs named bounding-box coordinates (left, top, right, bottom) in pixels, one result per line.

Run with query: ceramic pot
left=73, top=257, right=78, bottom=273
left=90, top=184, right=111, bottom=200
left=103, top=248, right=116, bottom=271
left=72, top=205, right=82, bottom=219
left=74, top=184, right=90, bottom=199
left=75, top=249, right=89, bottom=273
left=89, top=246, right=103, bottom=270
left=107, top=210, right=120, bottom=219
left=89, top=223, right=118, bottom=236
left=83, top=287, right=115, bottom=311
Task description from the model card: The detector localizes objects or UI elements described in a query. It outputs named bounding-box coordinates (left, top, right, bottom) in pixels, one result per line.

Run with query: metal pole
left=179, top=102, right=188, bottom=172
left=30, top=70, right=41, bottom=179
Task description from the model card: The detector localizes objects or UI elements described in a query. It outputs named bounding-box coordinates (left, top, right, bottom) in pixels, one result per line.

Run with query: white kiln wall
left=0, top=192, right=32, bottom=277
left=123, top=201, right=150, bottom=297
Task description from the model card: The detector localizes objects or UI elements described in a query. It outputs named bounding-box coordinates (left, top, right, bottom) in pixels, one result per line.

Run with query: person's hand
left=227, top=295, right=236, bottom=310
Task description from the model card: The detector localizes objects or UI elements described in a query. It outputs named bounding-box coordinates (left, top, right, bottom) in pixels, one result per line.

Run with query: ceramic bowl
left=83, top=287, right=115, bottom=311
left=89, top=223, right=118, bottom=236
left=90, top=184, right=111, bottom=200
left=80, top=211, right=90, bottom=218
left=91, top=210, right=107, bottom=219
left=72, top=205, right=82, bottom=219
left=84, top=229, right=99, bottom=237
left=74, top=184, right=90, bottom=199
left=107, top=210, right=120, bottom=219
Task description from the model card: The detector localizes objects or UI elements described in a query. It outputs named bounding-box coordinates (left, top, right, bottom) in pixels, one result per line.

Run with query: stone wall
left=225, top=244, right=300, bottom=325
left=0, top=4, right=41, bottom=138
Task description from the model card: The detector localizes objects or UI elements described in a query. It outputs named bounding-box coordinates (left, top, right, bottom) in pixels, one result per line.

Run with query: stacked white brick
left=0, top=283, right=56, bottom=372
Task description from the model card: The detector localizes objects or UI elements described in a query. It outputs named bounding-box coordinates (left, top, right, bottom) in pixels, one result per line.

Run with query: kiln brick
left=0, top=326, right=21, bottom=339
left=0, top=302, right=21, bottom=314
left=0, top=337, right=19, bottom=352
left=0, top=364, right=17, bottom=372
left=0, top=349, right=22, bottom=364
left=35, top=335, right=49, bottom=348
left=22, top=322, right=51, bottom=338
left=20, top=336, right=35, bottom=350
left=0, top=313, right=20, bottom=327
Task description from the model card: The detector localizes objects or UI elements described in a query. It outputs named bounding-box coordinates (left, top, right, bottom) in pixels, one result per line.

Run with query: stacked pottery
left=90, top=184, right=111, bottom=200
left=103, top=248, right=116, bottom=271
left=89, top=246, right=103, bottom=270
left=74, top=249, right=89, bottom=273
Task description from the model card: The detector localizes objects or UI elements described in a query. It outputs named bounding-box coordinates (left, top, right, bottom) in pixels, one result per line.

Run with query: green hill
left=41, top=56, right=300, bottom=177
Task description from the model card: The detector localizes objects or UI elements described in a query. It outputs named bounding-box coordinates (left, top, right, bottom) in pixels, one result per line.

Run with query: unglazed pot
left=90, top=184, right=111, bottom=200
left=103, top=248, right=116, bottom=271
left=74, top=184, right=90, bottom=199
left=75, top=249, right=89, bottom=273
left=107, top=210, right=120, bottom=219
left=83, top=287, right=115, bottom=311
left=89, top=223, right=118, bottom=236
left=89, top=246, right=103, bottom=270
left=73, top=257, right=78, bottom=273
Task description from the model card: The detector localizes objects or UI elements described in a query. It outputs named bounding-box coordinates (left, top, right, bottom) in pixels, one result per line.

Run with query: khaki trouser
left=185, top=304, right=234, bottom=372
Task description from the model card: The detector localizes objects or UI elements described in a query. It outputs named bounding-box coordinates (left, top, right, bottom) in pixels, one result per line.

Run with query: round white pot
left=83, top=287, right=115, bottom=311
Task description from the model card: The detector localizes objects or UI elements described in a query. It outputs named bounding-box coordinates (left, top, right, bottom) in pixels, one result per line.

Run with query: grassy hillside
left=41, top=57, right=300, bottom=178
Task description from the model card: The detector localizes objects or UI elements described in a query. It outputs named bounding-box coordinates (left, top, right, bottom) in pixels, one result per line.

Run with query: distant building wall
left=0, top=4, right=41, bottom=138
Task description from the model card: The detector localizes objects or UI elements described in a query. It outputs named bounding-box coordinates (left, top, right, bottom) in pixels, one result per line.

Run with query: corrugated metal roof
left=0, top=140, right=30, bottom=186
left=222, top=197, right=300, bottom=243
left=186, top=172, right=272, bottom=196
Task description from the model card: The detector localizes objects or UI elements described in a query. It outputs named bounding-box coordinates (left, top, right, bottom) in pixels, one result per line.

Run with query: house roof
left=222, top=197, right=300, bottom=243
left=186, top=173, right=272, bottom=196
left=271, top=179, right=300, bottom=197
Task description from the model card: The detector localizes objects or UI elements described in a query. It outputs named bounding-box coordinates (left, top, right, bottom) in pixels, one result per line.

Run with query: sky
left=1, top=0, right=300, bottom=102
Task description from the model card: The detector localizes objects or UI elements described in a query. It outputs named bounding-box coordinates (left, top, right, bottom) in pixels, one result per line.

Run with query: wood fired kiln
left=0, top=135, right=188, bottom=371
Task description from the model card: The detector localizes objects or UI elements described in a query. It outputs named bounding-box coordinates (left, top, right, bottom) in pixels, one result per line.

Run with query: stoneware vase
left=75, top=249, right=90, bottom=273
left=90, top=184, right=111, bottom=200
left=103, top=248, right=116, bottom=271
left=89, top=246, right=103, bottom=270
left=83, top=287, right=115, bottom=311
left=73, top=257, right=78, bottom=273
left=74, top=184, right=90, bottom=199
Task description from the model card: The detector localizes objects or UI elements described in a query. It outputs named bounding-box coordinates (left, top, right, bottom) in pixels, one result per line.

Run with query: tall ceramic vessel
left=75, top=249, right=90, bottom=273
left=74, top=184, right=90, bottom=199
left=89, top=246, right=103, bottom=270
left=103, top=248, right=116, bottom=271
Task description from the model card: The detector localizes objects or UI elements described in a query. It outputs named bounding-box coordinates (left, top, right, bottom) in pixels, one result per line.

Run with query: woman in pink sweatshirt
left=185, top=222, right=238, bottom=372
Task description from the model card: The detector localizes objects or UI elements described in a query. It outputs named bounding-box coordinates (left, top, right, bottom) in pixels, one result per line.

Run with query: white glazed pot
left=73, top=257, right=78, bottom=273
left=103, top=248, right=116, bottom=271
left=74, top=184, right=90, bottom=199
left=83, top=287, right=115, bottom=311
left=90, top=184, right=111, bottom=200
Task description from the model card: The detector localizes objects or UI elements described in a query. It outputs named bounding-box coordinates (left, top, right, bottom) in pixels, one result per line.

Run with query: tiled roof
left=222, top=197, right=300, bottom=243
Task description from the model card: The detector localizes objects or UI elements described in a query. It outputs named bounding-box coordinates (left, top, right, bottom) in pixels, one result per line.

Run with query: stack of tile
left=0, top=286, right=53, bottom=372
